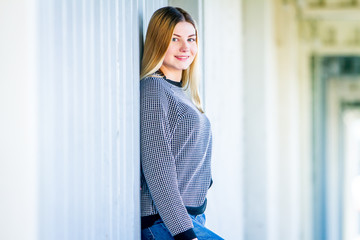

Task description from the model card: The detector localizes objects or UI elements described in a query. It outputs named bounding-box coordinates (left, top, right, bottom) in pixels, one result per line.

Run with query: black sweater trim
left=153, top=70, right=183, bottom=87
left=141, top=199, right=207, bottom=230
left=186, top=198, right=207, bottom=216
left=174, top=228, right=196, bottom=240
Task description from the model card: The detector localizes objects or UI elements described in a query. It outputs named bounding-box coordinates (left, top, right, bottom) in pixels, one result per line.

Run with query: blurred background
left=1, top=0, right=360, bottom=239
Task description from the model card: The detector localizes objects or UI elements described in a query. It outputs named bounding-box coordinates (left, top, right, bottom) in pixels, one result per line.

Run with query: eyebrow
left=173, top=34, right=196, bottom=37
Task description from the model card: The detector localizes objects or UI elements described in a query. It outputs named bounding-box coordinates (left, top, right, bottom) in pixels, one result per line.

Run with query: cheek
left=164, top=44, right=176, bottom=58
left=191, top=45, right=198, bottom=56
left=163, top=48, right=175, bottom=62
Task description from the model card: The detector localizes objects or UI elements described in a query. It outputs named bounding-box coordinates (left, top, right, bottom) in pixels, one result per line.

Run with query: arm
left=140, top=80, right=196, bottom=239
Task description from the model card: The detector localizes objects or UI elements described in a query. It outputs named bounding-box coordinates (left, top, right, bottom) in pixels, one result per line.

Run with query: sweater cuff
left=173, top=228, right=196, bottom=240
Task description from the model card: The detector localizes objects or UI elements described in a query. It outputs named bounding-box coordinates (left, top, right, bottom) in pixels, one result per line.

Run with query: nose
left=180, top=40, right=190, bottom=52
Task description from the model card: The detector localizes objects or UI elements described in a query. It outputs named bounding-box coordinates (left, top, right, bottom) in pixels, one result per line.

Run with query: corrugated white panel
left=0, top=0, right=38, bottom=239
left=37, top=0, right=166, bottom=239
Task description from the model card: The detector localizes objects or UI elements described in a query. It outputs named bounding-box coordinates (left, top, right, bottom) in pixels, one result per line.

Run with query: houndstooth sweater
left=140, top=72, right=213, bottom=239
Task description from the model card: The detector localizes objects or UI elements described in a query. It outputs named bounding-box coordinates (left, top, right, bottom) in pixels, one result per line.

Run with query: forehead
left=173, top=21, right=196, bottom=35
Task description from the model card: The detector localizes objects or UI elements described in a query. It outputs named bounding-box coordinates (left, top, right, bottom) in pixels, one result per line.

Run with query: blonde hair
left=140, top=7, right=203, bottom=113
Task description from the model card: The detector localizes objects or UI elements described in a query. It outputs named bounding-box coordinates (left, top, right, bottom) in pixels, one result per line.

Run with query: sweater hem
left=173, top=228, right=196, bottom=240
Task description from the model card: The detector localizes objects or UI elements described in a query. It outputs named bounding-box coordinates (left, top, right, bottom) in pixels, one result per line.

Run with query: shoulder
left=140, top=76, right=168, bottom=93
left=140, top=76, right=180, bottom=113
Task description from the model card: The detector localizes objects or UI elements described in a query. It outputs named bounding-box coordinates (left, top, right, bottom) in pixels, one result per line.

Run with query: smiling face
left=160, top=21, right=198, bottom=82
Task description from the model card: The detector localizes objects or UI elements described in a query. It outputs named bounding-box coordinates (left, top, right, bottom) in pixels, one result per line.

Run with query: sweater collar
left=154, top=70, right=182, bottom=88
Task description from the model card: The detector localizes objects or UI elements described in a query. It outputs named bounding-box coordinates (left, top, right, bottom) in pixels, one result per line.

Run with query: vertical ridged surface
left=38, top=0, right=166, bottom=239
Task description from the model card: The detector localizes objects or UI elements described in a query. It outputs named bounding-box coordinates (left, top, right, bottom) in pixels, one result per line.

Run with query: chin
left=180, top=65, right=191, bottom=70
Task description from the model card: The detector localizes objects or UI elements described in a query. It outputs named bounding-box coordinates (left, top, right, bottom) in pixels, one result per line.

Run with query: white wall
left=1, top=0, right=167, bottom=239
left=36, top=0, right=167, bottom=239
left=0, top=0, right=38, bottom=240
left=202, top=0, right=244, bottom=239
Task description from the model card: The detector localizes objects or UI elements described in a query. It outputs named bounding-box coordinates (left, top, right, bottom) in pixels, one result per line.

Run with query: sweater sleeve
left=140, top=79, right=196, bottom=239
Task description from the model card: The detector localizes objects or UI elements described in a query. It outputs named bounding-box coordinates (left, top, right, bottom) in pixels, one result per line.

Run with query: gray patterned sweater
left=140, top=72, right=213, bottom=239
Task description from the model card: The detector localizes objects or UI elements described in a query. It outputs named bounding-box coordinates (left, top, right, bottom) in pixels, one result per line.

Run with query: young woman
left=140, top=6, right=224, bottom=240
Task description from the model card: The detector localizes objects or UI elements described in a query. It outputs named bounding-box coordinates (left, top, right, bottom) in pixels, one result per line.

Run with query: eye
left=172, top=38, right=179, bottom=42
left=188, top=38, right=196, bottom=42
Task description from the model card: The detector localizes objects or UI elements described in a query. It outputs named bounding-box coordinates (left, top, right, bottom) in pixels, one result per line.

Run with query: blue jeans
left=141, top=214, right=224, bottom=240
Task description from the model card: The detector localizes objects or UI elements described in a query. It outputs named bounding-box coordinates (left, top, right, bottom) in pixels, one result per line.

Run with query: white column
left=273, top=1, right=302, bottom=239
left=243, top=0, right=278, bottom=239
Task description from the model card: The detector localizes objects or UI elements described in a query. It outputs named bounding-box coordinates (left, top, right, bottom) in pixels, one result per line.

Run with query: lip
left=175, top=55, right=190, bottom=61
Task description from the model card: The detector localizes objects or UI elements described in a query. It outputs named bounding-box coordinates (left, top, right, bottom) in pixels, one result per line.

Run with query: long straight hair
left=140, top=7, right=203, bottom=113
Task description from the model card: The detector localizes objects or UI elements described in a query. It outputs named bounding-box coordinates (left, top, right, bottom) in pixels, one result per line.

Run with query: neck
left=159, top=66, right=182, bottom=82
